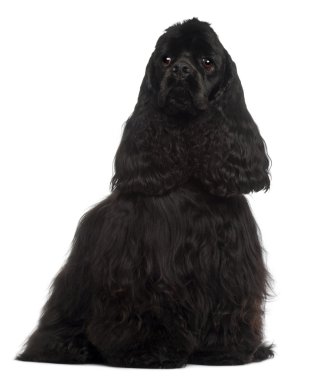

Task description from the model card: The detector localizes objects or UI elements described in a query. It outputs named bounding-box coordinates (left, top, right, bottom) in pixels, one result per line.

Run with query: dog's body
left=16, top=19, right=274, bottom=368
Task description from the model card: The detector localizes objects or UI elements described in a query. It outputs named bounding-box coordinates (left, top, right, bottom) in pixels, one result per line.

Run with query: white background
left=1, top=0, right=312, bottom=378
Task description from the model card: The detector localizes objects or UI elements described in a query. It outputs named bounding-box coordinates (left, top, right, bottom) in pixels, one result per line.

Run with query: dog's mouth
left=167, top=86, right=192, bottom=105
left=157, top=74, right=209, bottom=116
left=159, top=85, right=198, bottom=115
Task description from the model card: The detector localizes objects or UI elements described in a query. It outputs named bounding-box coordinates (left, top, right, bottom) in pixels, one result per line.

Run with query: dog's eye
left=162, top=57, right=172, bottom=66
left=202, top=58, right=215, bottom=73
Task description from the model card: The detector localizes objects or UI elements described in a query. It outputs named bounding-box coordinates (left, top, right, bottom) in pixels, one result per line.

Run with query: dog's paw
left=253, top=343, right=275, bottom=362
left=105, top=350, right=188, bottom=369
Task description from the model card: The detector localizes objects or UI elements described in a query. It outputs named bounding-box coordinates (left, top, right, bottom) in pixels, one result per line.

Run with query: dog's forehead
left=156, top=29, right=223, bottom=57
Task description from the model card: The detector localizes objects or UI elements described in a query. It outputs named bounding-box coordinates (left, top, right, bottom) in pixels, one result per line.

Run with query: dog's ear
left=110, top=50, right=190, bottom=196
left=110, top=107, right=189, bottom=195
left=190, top=50, right=271, bottom=196
left=137, top=52, right=156, bottom=103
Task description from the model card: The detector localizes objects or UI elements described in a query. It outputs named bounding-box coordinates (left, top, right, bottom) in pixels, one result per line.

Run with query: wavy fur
left=16, top=18, right=274, bottom=368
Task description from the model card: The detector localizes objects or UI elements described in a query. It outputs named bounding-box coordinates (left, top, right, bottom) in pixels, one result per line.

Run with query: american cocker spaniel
left=16, top=18, right=274, bottom=368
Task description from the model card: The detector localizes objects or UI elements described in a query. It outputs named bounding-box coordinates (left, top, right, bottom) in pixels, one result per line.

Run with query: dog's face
left=145, top=19, right=228, bottom=116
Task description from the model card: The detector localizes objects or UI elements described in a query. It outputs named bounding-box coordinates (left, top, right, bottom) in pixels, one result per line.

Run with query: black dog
left=16, top=18, right=274, bottom=368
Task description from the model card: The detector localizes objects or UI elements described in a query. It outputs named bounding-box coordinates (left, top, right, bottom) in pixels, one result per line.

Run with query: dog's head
left=140, top=18, right=233, bottom=116
left=111, top=19, right=271, bottom=196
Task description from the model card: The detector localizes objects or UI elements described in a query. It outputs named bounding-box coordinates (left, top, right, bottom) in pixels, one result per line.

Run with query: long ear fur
left=110, top=100, right=190, bottom=195
left=110, top=110, right=190, bottom=195
left=189, top=51, right=271, bottom=196
left=110, top=51, right=193, bottom=196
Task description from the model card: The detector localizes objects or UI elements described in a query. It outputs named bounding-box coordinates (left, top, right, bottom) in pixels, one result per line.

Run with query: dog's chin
left=158, top=87, right=206, bottom=117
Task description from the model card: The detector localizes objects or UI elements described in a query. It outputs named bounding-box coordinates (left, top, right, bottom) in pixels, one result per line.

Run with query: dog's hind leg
left=15, top=197, right=113, bottom=364
left=15, top=326, right=101, bottom=364
left=15, top=262, right=101, bottom=364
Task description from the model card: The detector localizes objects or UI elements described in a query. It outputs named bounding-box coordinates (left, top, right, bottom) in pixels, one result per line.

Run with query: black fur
left=16, top=18, right=274, bottom=368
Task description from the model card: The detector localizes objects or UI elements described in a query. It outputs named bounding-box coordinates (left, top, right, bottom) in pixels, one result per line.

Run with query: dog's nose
left=172, top=61, right=192, bottom=79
